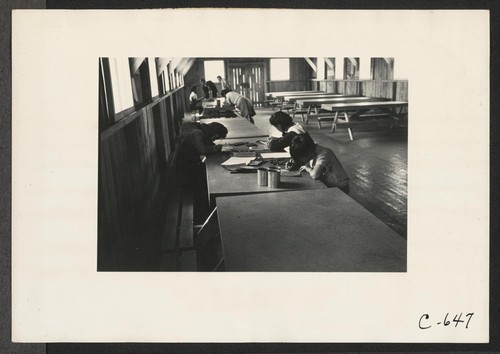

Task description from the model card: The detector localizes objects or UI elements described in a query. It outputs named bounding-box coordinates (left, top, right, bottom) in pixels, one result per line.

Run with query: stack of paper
left=221, top=157, right=256, bottom=166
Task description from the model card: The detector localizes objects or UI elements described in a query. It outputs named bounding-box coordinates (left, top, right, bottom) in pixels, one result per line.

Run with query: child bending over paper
left=289, top=134, right=350, bottom=194
left=268, top=111, right=312, bottom=152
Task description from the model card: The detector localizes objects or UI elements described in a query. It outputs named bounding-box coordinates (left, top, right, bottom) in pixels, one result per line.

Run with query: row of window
left=100, top=57, right=396, bottom=129
left=202, top=59, right=291, bottom=82
left=99, top=57, right=185, bottom=127
left=310, top=57, right=395, bottom=80
left=202, top=58, right=395, bottom=82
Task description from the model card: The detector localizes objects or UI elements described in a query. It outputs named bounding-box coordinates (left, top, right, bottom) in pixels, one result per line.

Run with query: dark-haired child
left=289, top=134, right=350, bottom=194
left=268, top=111, right=311, bottom=152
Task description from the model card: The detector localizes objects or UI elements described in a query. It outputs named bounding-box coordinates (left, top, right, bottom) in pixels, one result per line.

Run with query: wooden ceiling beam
left=304, top=57, right=317, bottom=72
left=348, top=57, right=358, bottom=68
left=182, top=58, right=196, bottom=75
left=324, top=57, right=335, bottom=69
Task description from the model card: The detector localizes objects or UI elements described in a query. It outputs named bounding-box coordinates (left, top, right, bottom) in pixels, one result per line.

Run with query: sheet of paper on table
left=259, top=152, right=291, bottom=159
left=220, top=157, right=256, bottom=166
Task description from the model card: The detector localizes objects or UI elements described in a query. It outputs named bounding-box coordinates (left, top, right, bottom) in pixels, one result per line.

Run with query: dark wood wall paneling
left=370, top=58, right=394, bottom=80
left=265, top=58, right=407, bottom=100
left=315, top=79, right=408, bottom=101
left=268, top=80, right=311, bottom=92
left=395, top=81, right=409, bottom=101
left=98, top=88, right=186, bottom=271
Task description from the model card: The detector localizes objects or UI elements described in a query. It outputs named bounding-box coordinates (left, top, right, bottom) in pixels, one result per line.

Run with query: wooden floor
left=253, top=107, right=408, bottom=238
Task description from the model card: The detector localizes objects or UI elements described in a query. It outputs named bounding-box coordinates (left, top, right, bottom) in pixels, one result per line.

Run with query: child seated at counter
left=174, top=122, right=228, bottom=169
left=174, top=121, right=228, bottom=223
left=268, top=111, right=312, bottom=152
left=289, top=134, right=350, bottom=194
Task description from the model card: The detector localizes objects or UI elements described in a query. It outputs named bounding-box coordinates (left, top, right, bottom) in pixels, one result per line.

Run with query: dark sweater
left=202, top=81, right=218, bottom=98
left=268, top=123, right=311, bottom=151
left=174, top=122, right=222, bottom=167
left=268, top=132, right=300, bottom=151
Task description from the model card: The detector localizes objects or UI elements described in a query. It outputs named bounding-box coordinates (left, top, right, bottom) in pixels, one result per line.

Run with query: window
left=344, top=57, right=360, bottom=80
left=158, top=71, right=167, bottom=95
left=270, top=58, right=290, bottom=80
left=108, top=58, right=134, bottom=113
left=155, top=58, right=170, bottom=95
left=370, top=57, right=394, bottom=80
left=325, top=58, right=335, bottom=79
left=204, top=60, right=225, bottom=82
left=148, top=57, right=159, bottom=98
left=129, top=58, right=152, bottom=106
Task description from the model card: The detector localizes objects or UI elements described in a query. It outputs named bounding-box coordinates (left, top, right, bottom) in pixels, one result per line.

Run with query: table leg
left=331, top=111, right=339, bottom=133
left=195, top=206, right=218, bottom=251
left=316, top=106, right=323, bottom=128
left=379, top=107, right=404, bottom=120
left=304, top=106, right=311, bottom=124
left=343, top=112, right=354, bottom=141
left=213, top=258, right=225, bottom=271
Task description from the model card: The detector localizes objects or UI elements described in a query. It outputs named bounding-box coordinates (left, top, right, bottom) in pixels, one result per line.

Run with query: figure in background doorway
left=189, top=86, right=204, bottom=114
left=201, top=78, right=218, bottom=99
left=289, top=134, right=350, bottom=194
left=217, top=75, right=231, bottom=90
left=221, top=89, right=256, bottom=124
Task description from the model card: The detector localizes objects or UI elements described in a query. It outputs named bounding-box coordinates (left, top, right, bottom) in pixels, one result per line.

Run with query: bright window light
left=270, top=58, right=290, bottom=80
left=148, top=57, right=159, bottom=97
left=109, top=58, right=134, bottom=112
left=204, top=60, right=225, bottom=82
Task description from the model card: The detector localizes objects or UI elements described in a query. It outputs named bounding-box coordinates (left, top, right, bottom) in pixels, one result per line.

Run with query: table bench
left=196, top=151, right=328, bottom=267
left=283, top=93, right=347, bottom=102
left=296, top=97, right=388, bottom=124
left=205, top=153, right=327, bottom=205
left=318, top=101, right=408, bottom=140
left=266, top=90, right=324, bottom=99
left=266, top=91, right=326, bottom=111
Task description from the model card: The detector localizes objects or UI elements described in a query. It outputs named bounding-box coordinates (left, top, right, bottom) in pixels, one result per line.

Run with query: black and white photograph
left=10, top=8, right=489, bottom=344
left=98, top=56, right=408, bottom=272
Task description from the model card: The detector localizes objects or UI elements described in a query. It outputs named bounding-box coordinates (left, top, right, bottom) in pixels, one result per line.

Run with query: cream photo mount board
left=12, top=9, right=489, bottom=342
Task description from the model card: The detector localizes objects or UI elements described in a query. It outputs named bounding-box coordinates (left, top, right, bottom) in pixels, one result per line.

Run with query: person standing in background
left=217, top=75, right=231, bottom=90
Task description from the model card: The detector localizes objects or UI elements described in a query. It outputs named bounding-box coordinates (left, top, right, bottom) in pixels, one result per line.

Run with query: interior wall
left=290, top=58, right=311, bottom=80
left=183, top=59, right=205, bottom=106
left=99, top=88, right=186, bottom=271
